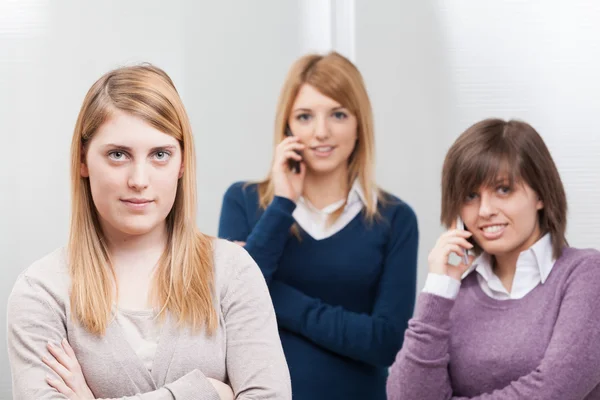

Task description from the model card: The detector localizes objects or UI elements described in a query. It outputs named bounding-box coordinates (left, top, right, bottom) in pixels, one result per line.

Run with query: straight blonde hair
left=69, top=64, right=216, bottom=336
left=258, top=51, right=382, bottom=221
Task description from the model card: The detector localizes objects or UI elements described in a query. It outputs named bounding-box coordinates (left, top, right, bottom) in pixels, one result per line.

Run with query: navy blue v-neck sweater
left=218, top=182, right=418, bottom=400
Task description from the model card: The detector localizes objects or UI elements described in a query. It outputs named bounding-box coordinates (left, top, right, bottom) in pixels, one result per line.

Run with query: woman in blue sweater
left=218, top=51, right=418, bottom=399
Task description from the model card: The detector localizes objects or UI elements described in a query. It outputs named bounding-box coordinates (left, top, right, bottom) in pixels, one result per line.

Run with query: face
left=81, top=110, right=183, bottom=239
left=288, top=84, right=358, bottom=176
left=460, top=177, right=544, bottom=259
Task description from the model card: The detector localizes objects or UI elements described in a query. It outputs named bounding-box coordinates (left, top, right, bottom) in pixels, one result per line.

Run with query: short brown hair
left=441, top=118, right=568, bottom=259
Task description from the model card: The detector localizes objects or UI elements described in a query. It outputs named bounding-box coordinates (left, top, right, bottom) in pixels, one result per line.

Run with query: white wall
left=355, top=0, right=600, bottom=291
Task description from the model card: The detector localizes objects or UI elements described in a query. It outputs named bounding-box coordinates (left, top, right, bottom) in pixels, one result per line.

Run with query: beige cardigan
left=7, top=239, right=291, bottom=399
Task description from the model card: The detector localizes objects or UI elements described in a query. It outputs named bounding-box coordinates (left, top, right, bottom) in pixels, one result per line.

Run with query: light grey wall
left=355, top=0, right=600, bottom=292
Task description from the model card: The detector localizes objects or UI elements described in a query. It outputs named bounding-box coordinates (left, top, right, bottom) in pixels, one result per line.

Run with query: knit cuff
left=413, top=292, right=455, bottom=329
left=164, top=370, right=220, bottom=400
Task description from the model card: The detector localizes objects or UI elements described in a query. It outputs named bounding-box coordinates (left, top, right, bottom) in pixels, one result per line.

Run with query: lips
left=120, top=198, right=154, bottom=210
left=311, top=145, right=335, bottom=152
left=122, top=198, right=152, bottom=204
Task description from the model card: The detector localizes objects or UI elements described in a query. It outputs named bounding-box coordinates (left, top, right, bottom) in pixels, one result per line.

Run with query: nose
left=127, top=161, right=149, bottom=191
left=478, top=191, right=497, bottom=218
left=313, top=115, right=330, bottom=141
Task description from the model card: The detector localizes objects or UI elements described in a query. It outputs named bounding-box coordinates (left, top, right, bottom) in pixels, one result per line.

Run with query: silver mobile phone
left=456, top=216, right=470, bottom=265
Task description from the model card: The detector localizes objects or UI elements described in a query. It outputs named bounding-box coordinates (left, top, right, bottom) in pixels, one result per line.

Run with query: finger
left=440, top=229, right=472, bottom=241
left=233, top=241, right=246, bottom=246
left=283, top=150, right=303, bottom=161
left=443, top=243, right=467, bottom=258
left=441, top=236, right=474, bottom=249
left=61, top=338, right=76, bottom=360
left=283, top=141, right=305, bottom=150
left=279, top=136, right=301, bottom=146
left=46, top=375, right=75, bottom=397
left=47, top=341, right=73, bottom=369
left=42, top=354, right=71, bottom=382
left=435, top=230, right=471, bottom=248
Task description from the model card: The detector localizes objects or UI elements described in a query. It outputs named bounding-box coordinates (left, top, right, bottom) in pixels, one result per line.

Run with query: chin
left=114, top=218, right=162, bottom=237
left=307, top=162, right=344, bottom=175
left=477, top=240, right=518, bottom=257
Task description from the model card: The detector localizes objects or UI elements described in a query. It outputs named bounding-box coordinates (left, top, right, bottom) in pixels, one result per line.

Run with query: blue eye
left=154, top=151, right=171, bottom=161
left=465, top=192, right=478, bottom=202
left=497, top=185, right=511, bottom=195
left=108, top=151, right=127, bottom=161
left=333, top=111, right=347, bottom=120
left=296, top=113, right=311, bottom=122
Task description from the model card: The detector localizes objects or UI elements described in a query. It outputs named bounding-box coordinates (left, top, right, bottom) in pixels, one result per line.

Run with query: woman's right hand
left=427, top=228, right=474, bottom=281
left=207, top=378, right=234, bottom=400
left=272, top=136, right=306, bottom=202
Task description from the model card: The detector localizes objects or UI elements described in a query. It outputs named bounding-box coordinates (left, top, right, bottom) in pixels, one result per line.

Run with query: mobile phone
left=456, top=216, right=470, bottom=265
left=284, top=125, right=301, bottom=174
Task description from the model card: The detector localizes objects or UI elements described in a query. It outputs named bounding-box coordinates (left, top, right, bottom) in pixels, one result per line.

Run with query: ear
left=178, top=161, right=184, bottom=179
left=80, top=162, right=89, bottom=178
left=536, top=197, right=544, bottom=210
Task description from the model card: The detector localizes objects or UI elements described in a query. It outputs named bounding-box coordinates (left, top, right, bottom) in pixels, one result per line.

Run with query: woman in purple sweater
left=387, top=118, right=600, bottom=400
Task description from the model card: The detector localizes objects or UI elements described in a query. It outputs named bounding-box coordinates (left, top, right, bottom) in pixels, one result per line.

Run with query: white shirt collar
left=297, top=178, right=373, bottom=214
left=463, top=232, right=555, bottom=284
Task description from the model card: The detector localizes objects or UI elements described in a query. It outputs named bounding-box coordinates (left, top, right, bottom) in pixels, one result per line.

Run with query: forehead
left=292, top=84, right=341, bottom=110
left=91, top=111, right=179, bottom=149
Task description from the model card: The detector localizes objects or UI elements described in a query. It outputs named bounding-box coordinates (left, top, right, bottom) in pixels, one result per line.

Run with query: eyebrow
left=102, top=144, right=178, bottom=152
left=292, top=106, right=346, bottom=113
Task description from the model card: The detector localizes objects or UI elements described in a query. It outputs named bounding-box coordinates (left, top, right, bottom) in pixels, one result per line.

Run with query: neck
left=492, top=226, right=543, bottom=293
left=303, top=167, right=350, bottom=210
left=102, top=221, right=168, bottom=269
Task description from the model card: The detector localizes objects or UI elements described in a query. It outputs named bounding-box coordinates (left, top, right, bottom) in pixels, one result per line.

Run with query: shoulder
left=550, top=247, right=600, bottom=294
left=377, top=190, right=419, bottom=230
left=223, top=181, right=259, bottom=202
left=211, top=238, right=265, bottom=296
left=11, top=247, right=70, bottom=294
left=558, top=247, right=600, bottom=275
left=8, top=247, right=70, bottom=320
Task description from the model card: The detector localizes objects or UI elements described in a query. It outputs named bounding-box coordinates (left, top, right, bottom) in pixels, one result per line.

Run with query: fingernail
left=47, top=341, right=54, bottom=349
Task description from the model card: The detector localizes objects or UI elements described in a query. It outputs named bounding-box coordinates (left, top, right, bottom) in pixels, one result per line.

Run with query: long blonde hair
left=258, top=51, right=381, bottom=220
left=68, top=64, right=216, bottom=336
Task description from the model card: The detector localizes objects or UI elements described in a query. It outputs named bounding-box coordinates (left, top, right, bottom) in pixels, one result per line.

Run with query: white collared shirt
left=292, top=179, right=376, bottom=240
left=423, top=233, right=556, bottom=300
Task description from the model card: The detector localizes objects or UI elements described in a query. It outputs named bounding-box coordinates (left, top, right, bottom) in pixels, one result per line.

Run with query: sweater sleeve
left=387, top=254, right=600, bottom=400
left=218, top=182, right=296, bottom=283
left=268, top=203, right=419, bottom=367
left=7, top=275, right=221, bottom=400
left=220, top=246, right=292, bottom=399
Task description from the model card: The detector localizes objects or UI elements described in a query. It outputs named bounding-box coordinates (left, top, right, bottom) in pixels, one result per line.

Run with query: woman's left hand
left=43, top=338, right=95, bottom=399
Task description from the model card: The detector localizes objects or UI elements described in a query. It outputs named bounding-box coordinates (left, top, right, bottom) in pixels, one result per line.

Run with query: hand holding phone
left=428, top=216, right=473, bottom=280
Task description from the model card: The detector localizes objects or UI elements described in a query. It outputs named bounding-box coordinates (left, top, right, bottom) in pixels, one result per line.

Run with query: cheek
left=86, top=160, right=123, bottom=203
left=154, top=164, right=182, bottom=203
left=460, top=205, right=478, bottom=230
left=333, top=124, right=358, bottom=152
left=512, top=202, right=540, bottom=231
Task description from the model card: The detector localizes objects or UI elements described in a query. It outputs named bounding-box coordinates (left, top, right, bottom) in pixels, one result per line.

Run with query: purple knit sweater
left=387, top=247, right=600, bottom=400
